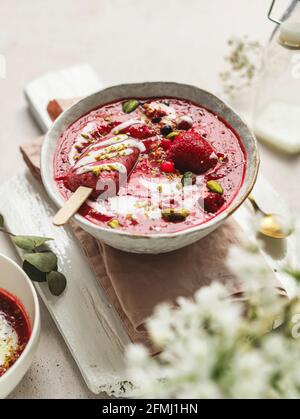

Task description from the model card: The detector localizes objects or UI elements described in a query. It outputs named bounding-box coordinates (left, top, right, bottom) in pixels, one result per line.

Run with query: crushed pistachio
left=122, top=99, right=139, bottom=114
left=134, top=200, right=149, bottom=209
left=95, top=144, right=127, bottom=162
left=108, top=219, right=120, bottom=229
left=166, top=131, right=180, bottom=140
left=91, top=164, right=118, bottom=176
left=81, top=133, right=90, bottom=139
left=161, top=208, right=190, bottom=222
left=92, top=167, right=101, bottom=176
left=207, top=180, right=224, bottom=195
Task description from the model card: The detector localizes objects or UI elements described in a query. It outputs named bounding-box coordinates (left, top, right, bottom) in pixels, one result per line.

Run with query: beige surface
left=0, top=0, right=299, bottom=399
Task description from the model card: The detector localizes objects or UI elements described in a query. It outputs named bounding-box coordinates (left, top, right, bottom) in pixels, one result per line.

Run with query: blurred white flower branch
left=220, top=36, right=262, bottom=101
left=126, top=219, right=300, bottom=399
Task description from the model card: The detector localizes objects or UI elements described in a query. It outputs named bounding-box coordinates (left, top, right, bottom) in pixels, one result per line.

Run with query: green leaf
left=23, top=260, right=47, bottom=282
left=0, top=214, right=4, bottom=229
left=24, top=252, right=57, bottom=273
left=12, top=235, right=53, bottom=251
left=122, top=99, right=139, bottom=114
left=47, top=271, right=67, bottom=296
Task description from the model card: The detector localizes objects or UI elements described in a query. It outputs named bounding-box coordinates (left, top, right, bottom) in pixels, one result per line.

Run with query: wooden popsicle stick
left=53, top=186, right=92, bottom=226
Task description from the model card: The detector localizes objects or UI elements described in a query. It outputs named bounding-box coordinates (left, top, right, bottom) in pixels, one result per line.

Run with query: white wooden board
left=24, top=64, right=102, bottom=131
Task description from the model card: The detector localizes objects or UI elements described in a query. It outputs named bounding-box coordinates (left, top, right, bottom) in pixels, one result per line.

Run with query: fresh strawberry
left=201, top=192, right=225, bottom=214
left=161, top=138, right=172, bottom=151
left=167, top=130, right=218, bottom=174
left=161, top=161, right=175, bottom=173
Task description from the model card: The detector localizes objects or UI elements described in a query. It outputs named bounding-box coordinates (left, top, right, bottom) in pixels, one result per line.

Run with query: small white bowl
left=41, top=82, right=259, bottom=254
left=0, top=253, right=40, bottom=399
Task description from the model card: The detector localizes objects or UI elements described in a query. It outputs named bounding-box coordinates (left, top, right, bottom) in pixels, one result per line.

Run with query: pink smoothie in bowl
left=54, top=97, right=246, bottom=235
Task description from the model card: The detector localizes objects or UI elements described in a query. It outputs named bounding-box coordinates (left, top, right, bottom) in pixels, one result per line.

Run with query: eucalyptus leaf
left=24, top=252, right=57, bottom=273
left=47, top=271, right=67, bottom=296
left=0, top=214, right=4, bottom=229
left=23, top=260, right=47, bottom=282
left=122, top=99, right=139, bottom=114
left=12, top=235, right=53, bottom=251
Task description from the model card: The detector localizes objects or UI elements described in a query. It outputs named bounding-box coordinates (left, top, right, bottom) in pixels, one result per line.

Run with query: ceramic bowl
left=0, top=253, right=40, bottom=398
left=41, top=82, right=259, bottom=254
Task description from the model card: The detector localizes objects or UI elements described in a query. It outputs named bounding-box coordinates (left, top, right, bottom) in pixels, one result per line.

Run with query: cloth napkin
left=19, top=101, right=279, bottom=351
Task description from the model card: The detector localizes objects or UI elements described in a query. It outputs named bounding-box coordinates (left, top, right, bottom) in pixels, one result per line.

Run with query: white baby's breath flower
left=227, top=245, right=275, bottom=292
left=147, top=303, right=174, bottom=347
left=262, top=334, right=288, bottom=362
left=126, top=217, right=300, bottom=399
left=230, top=351, right=271, bottom=399
left=279, top=270, right=299, bottom=298
left=178, top=380, right=222, bottom=399
left=209, top=302, right=242, bottom=339
left=194, top=282, right=228, bottom=305
left=126, top=343, right=149, bottom=366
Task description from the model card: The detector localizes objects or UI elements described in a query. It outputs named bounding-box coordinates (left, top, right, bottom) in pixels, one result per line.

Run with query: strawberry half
left=167, top=130, right=218, bottom=174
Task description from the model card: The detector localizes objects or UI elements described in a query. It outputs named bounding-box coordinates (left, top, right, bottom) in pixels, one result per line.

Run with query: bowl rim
left=0, top=253, right=40, bottom=384
left=41, top=81, right=260, bottom=239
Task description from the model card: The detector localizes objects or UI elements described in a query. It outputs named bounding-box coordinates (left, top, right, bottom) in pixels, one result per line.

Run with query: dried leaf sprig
left=0, top=214, right=66, bottom=296
left=220, top=36, right=262, bottom=101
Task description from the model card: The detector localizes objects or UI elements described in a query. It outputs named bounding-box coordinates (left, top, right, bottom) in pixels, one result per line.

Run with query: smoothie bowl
left=0, top=253, right=40, bottom=398
left=41, top=82, right=259, bottom=253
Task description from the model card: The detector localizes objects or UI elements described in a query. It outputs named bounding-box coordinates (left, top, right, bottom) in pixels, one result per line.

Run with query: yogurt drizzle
left=74, top=136, right=145, bottom=175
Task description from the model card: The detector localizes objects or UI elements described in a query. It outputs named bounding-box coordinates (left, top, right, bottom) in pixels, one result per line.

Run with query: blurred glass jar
left=253, top=0, right=300, bottom=153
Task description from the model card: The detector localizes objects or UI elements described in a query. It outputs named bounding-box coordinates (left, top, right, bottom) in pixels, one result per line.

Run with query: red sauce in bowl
left=54, top=98, right=246, bottom=234
left=0, top=288, right=31, bottom=377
